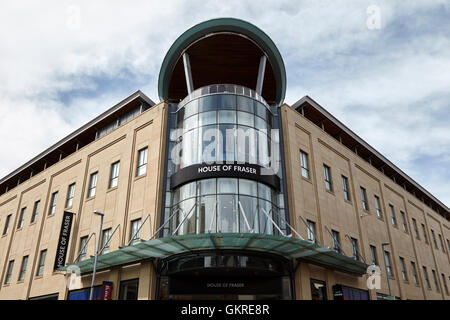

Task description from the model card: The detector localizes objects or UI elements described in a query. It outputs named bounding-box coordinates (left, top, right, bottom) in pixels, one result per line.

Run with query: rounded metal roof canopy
left=158, top=18, right=286, bottom=105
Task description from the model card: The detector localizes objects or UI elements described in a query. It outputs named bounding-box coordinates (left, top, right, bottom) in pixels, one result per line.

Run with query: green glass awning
left=62, top=233, right=368, bottom=275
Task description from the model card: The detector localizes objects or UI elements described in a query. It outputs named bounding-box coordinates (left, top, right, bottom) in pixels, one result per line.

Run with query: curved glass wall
left=171, top=84, right=276, bottom=171
left=163, top=84, right=287, bottom=238
left=167, top=177, right=284, bottom=236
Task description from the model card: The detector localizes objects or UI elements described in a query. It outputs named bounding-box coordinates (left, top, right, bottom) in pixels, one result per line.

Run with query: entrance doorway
left=157, top=251, right=293, bottom=300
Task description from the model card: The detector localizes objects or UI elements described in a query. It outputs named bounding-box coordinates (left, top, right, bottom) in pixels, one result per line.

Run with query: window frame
left=5, top=260, right=14, bottom=284
left=323, top=164, right=333, bottom=192
left=101, top=228, right=112, bottom=255
left=400, top=211, right=408, bottom=233
left=370, top=245, right=378, bottom=265
left=109, top=161, right=120, bottom=189
left=87, top=172, right=98, bottom=198
left=360, top=187, right=369, bottom=211
left=31, top=200, right=40, bottom=223
left=65, top=183, right=76, bottom=208
left=389, top=204, right=397, bottom=227
left=399, top=257, right=408, bottom=282
left=136, top=147, right=148, bottom=177
left=306, top=220, right=316, bottom=243
left=129, top=218, right=142, bottom=245
left=17, top=207, right=26, bottom=229
left=3, top=214, right=12, bottom=235
left=342, top=175, right=350, bottom=201
left=300, top=150, right=310, bottom=179
left=36, top=250, right=47, bottom=277
left=48, top=191, right=58, bottom=216
left=18, top=255, right=29, bottom=281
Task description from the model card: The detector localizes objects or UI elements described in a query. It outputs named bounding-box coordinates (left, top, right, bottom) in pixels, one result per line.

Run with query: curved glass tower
left=157, top=18, right=291, bottom=299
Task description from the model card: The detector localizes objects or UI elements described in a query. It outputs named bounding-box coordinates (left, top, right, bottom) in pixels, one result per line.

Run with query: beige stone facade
left=281, top=103, right=450, bottom=300
left=0, top=100, right=167, bottom=300
left=0, top=97, right=448, bottom=300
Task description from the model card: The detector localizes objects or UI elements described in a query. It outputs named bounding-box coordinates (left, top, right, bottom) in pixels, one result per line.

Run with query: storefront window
left=169, top=178, right=282, bottom=236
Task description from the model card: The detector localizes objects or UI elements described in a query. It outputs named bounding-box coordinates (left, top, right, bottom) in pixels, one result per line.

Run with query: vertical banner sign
left=54, top=211, right=74, bottom=270
left=101, top=281, right=113, bottom=300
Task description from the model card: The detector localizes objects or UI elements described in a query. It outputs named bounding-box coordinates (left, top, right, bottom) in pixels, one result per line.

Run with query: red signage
left=101, top=281, right=113, bottom=300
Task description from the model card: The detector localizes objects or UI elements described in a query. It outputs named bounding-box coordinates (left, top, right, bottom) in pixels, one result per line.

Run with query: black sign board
left=170, top=162, right=280, bottom=190
left=169, top=276, right=282, bottom=295
left=54, top=211, right=74, bottom=270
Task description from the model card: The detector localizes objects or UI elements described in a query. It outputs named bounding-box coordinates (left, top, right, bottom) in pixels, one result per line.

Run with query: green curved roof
left=63, top=233, right=368, bottom=275
left=158, top=18, right=286, bottom=105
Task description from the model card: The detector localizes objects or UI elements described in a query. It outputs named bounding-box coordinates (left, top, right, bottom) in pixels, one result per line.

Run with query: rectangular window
left=101, top=228, right=112, bottom=254
left=306, top=220, right=316, bottom=243
left=438, top=234, right=445, bottom=253
left=400, top=211, right=407, bottom=232
left=389, top=204, right=397, bottom=226
left=374, top=195, right=382, bottom=218
left=129, top=219, right=142, bottom=245
left=88, top=172, right=98, bottom=198
left=411, top=261, right=419, bottom=285
left=399, top=257, right=408, bottom=281
left=119, top=279, right=139, bottom=300
left=342, top=176, right=350, bottom=201
left=310, top=279, right=327, bottom=300
left=421, top=224, right=429, bottom=244
left=17, top=207, right=26, bottom=229
left=49, top=192, right=58, bottom=215
left=31, top=200, right=40, bottom=223
left=442, top=273, right=449, bottom=295
left=447, top=239, right=450, bottom=252
left=300, top=151, right=310, bottom=179
left=383, top=250, right=393, bottom=277
left=323, top=165, right=332, bottom=191
left=331, top=230, right=340, bottom=254
left=360, top=187, right=368, bottom=211
left=431, top=229, right=438, bottom=249
left=370, top=245, right=378, bottom=265
left=350, top=237, right=359, bottom=260
left=18, top=255, right=29, bottom=281
left=109, top=161, right=120, bottom=188
left=5, top=260, right=14, bottom=284
left=3, top=214, right=12, bottom=235
left=423, top=266, right=431, bottom=289
left=432, top=270, right=439, bottom=292
left=412, top=218, right=419, bottom=239
left=37, top=250, right=47, bottom=276
left=79, top=236, right=88, bottom=261
left=136, top=147, right=148, bottom=177
left=65, top=183, right=75, bottom=208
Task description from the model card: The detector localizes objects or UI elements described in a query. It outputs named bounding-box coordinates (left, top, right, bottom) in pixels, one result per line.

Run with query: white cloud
left=0, top=1, right=449, bottom=206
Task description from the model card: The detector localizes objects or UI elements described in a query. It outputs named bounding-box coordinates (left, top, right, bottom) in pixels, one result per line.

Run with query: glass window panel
left=237, top=111, right=254, bottom=127
left=184, top=100, right=198, bottom=118
left=198, top=111, right=216, bottom=127
left=258, top=199, right=273, bottom=235
left=199, top=125, right=218, bottom=163
left=183, top=114, right=198, bottom=132
left=239, top=179, right=257, bottom=196
left=236, top=126, right=257, bottom=164
left=255, top=116, right=267, bottom=132
left=258, top=183, right=271, bottom=201
left=237, top=96, right=254, bottom=113
left=199, top=179, right=216, bottom=196
left=217, top=195, right=238, bottom=233
left=179, top=198, right=196, bottom=235
left=255, top=102, right=267, bottom=120
left=218, top=124, right=235, bottom=163
left=197, top=195, right=216, bottom=233
left=198, top=95, right=217, bottom=112
left=217, top=94, right=236, bottom=109
left=256, top=130, right=269, bottom=167
left=218, top=110, right=236, bottom=124
left=238, top=195, right=258, bottom=233
left=179, top=181, right=197, bottom=200
left=218, top=178, right=238, bottom=194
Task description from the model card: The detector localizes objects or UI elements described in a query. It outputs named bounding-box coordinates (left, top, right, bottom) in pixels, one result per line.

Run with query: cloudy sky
left=0, top=0, right=449, bottom=206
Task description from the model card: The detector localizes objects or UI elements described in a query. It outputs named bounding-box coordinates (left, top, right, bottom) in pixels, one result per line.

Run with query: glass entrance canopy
left=62, top=233, right=368, bottom=276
